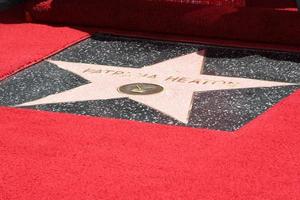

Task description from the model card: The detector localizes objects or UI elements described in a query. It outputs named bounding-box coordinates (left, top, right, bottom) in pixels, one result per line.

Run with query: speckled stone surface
left=0, top=34, right=299, bottom=131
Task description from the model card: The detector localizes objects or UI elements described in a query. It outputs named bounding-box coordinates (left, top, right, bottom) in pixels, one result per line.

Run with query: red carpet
left=25, top=0, right=300, bottom=47
left=1, top=1, right=300, bottom=199
left=0, top=5, right=90, bottom=80
left=1, top=84, right=299, bottom=199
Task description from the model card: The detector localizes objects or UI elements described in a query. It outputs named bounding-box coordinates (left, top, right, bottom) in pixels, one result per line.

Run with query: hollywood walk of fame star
left=18, top=51, right=297, bottom=123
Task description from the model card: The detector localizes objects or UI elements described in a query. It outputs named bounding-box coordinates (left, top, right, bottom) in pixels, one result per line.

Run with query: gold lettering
left=202, top=80, right=209, bottom=85
left=139, top=73, right=149, bottom=77
left=112, top=71, right=124, bottom=75
left=226, top=82, right=239, bottom=87
left=165, top=76, right=180, bottom=82
left=147, top=75, right=157, bottom=79
left=83, top=68, right=102, bottom=73
left=177, top=77, right=188, bottom=83
left=188, top=79, right=202, bottom=84
left=104, top=70, right=114, bottom=74
left=138, top=73, right=157, bottom=79
left=211, top=80, right=226, bottom=85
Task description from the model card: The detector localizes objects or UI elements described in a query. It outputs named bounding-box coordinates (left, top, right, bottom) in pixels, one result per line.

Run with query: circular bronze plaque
left=118, top=83, right=164, bottom=95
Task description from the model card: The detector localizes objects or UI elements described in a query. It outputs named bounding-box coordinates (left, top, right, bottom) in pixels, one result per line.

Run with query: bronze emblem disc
left=118, top=83, right=164, bottom=95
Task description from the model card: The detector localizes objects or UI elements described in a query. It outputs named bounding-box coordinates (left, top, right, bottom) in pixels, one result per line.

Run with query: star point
left=17, top=52, right=297, bottom=124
